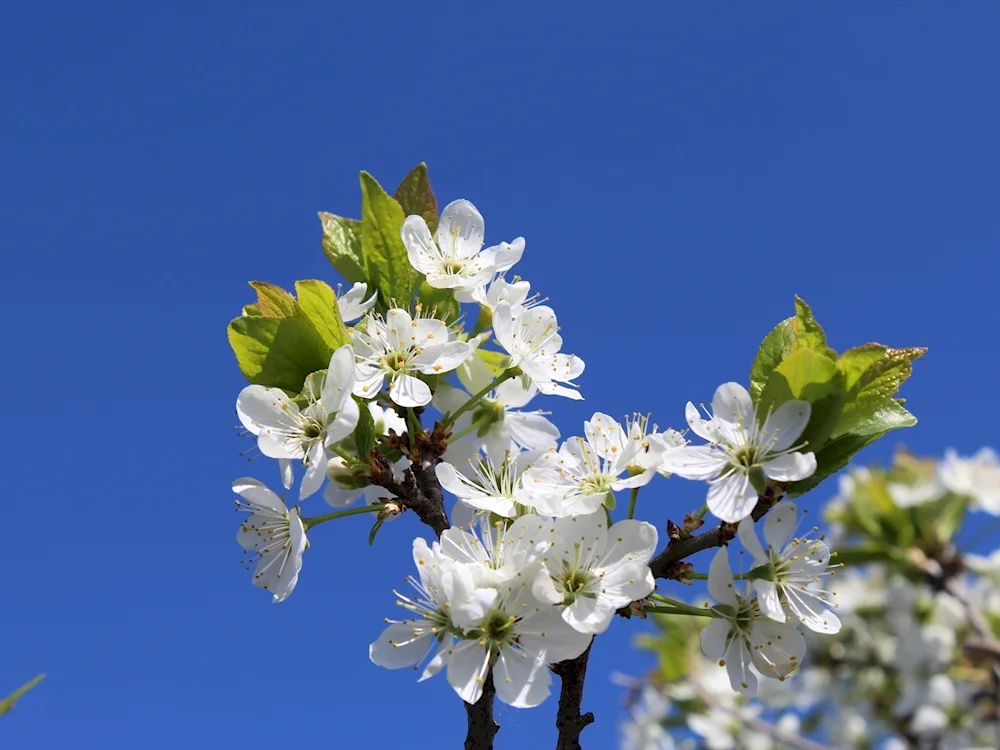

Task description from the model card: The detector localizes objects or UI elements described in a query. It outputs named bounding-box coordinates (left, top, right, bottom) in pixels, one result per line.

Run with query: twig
left=464, top=673, right=500, bottom=750
left=649, top=482, right=784, bottom=580
left=553, top=644, right=595, bottom=750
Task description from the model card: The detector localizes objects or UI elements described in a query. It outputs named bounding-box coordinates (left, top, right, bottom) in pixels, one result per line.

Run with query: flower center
left=480, top=609, right=518, bottom=649
left=382, top=352, right=411, bottom=373
left=442, top=260, right=466, bottom=275
left=302, top=421, right=323, bottom=439
left=579, top=473, right=613, bottom=495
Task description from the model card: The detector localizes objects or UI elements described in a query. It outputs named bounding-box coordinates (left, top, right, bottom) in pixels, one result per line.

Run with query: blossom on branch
left=234, top=478, right=307, bottom=603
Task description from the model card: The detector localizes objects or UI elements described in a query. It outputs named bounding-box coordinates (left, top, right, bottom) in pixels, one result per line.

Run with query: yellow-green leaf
left=1, top=674, right=45, bottom=717
left=360, top=171, right=420, bottom=307
left=295, top=279, right=349, bottom=350
left=749, top=317, right=794, bottom=402
left=319, top=212, right=367, bottom=284
left=837, top=344, right=887, bottom=392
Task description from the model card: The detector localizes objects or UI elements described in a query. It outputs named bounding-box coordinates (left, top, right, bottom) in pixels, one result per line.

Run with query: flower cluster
left=228, top=179, right=923, bottom=741
left=371, top=512, right=657, bottom=707
left=617, top=448, right=1000, bottom=750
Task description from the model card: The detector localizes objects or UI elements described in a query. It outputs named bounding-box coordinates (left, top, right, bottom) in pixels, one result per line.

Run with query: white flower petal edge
left=661, top=382, right=816, bottom=522
left=234, top=478, right=307, bottom=603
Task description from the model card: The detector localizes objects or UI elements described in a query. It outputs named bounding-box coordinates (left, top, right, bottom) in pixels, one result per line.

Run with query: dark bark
left=552, top=645, right=594, bottom=750
left=649, top=483, right=783, bottom=580
left=464, top=673, right=500, bottom=750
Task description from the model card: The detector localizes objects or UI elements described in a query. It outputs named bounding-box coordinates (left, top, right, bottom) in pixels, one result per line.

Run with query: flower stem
left=643, top=605, right=716, bottom=618
left=649, top=593, right=716, bottom=617
left=443, top=368, right=519, bottom=429
left=693, top=504, right=709, bottom=520
left=300, top=503, right=389, bottom=531
left=627, top=487, right=640, bottom=520
left=686, top=571, right=750, bottom=581
left=331, top=444, right=364, bottom=466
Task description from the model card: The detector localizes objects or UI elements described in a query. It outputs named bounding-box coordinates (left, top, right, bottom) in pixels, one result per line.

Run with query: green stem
left=331, top=444, right=364, bottom=466
left=649, top=593, right=716, bottom=617
left=627, top=487, right=640, bottom=520
left=300, top=503, right=389, bottom=531
left=643, top=605, right=716, bottom=618
left=693, top=504, right=709, bottom=520
left=443, top=368, right=519, bottom=429
left=686, top=571, right=750, bottom=581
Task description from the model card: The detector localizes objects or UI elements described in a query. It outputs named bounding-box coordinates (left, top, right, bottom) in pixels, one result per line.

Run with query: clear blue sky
left=3, top=3, right=998, bottom=748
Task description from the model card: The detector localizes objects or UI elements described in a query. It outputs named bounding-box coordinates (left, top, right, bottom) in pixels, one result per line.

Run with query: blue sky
left=2, top=2, right=999, bottom=748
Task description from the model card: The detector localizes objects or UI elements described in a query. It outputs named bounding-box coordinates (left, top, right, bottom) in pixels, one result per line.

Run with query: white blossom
left=234, top=478, right=307, bottom=603
left=236, top=345, right=360, bottom=499
left=401, top=199, right=523, bottom=291
left=369, top=537, right=456, bottom=680
left=699, top=548, right=806, bottom=695
left=738, top=502, right=841, bottom=634
left=323, top=402, right=408, bottom=508
left=621, top=688, right=675, bottom=750
left=661, top=382, right=816, bottom=522
left=938, top=447, right=1000, bottom=514
left=436, top=450, right=541, bottom=519
left=533, top=512, right=657, bottom=634
left=336, top=281, right=377, bottom=323
left=521, top=413, right=654, bottom=518
left=443, top=566, right=591, bottom=707
left=351, top=308, right=473, bottom=407
left=493, top=301, right=584, bottom=400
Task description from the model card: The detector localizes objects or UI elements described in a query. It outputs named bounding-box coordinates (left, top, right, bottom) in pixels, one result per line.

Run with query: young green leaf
left=360, top=171, right=420, bottom=307
left=749, top=317, right=795, bottom=402
left=0, top=674, right=45, bottom=717
left=319, top=212, right=367, bottom=284
left=295, top=279, right=350, bottom=350
left=354, top=398, right=376, bottom=458
left=790, top=296, right=837, bottom=360
left=837, top=344, right=887, bottom=392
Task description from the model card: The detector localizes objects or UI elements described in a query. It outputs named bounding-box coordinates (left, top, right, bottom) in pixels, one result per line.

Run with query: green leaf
left=295, top=279, right=349, bottom=350
left=228, top=280, right=346, bottom=393
left=833, top=395, right=916, bottom=439
left=360, top=171, right=420, bottom=307
left=832, top=346, right=924, bottom=439
left=394, top=163, right=438, bottom=234
left=1, top=674, right=45, bottom=717
left=757, top=347, right=846, bottom=451
left=832, top=545, right=896, bottom=567
left=245, top=281, right=298, bottom=317
left=786, top=430, right=883, bottom=497
left=837, top=344, right=887, bottom=392
left=790, top=296, right=837, bottom=360
left=913, top=492, right=969, bottom=544
left=354, top=398, right=376, bottom=458
left=319, top=213, right=367, bottom=284
left=749, top=317, right=795, bottom=402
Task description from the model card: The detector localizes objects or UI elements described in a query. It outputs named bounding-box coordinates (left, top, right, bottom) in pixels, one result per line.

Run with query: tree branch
left=553, top=644, right=594, bottom=750
left=649, top=482, right=783, bottom=580
left=464, top=673, right=500, bottom=750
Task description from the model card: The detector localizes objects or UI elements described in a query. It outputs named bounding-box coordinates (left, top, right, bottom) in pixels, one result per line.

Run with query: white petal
left=494, top=646, right=551, bottom=708
left=369, top=622, right=432, bottom=669
left=390, top=374, right=432, bottom=407
left=401, top=215, right=437, bottom=275
left=233, top=477, right=286, bottom=513
left=446, top=640, right=491, bottom=705
left=596, top=519, right=658, bottom=574
left=754, top=579, right=786, bottom=623
left=507, top=412, right=560, bottom=451
left=763, top=502, right=798, bottom=549
left=685, top=401, right=717, bottom=442
left=660, top=445, right=728, bottom=481
left=321, top=345, right=357, bottom=412
left=725, top=639, right=758, bottom=695
left=785, top=587, right=841, bottom=634
left=299, top=442, right=329, bottom=500
left=326, top=395, right=360, bottom=445
left=707, top=548, right=737, bottom=606
left=531, top=568, right=564, bottom=605
left=700, top=618, right=731, bottom=660
left=435, top=199, right=485, bottom=260
left=353, top=370, right=385, bottom=400
left=737, top=516, right=767, bottom=561
left=562, top=595, right=615, bottom=635
left=761, top=399, right=811, bottom=453
left=712, top=382, right=754, bottom=426
left=762, top=452, right=817, bottom=482
left=278, top=459, right=294, bottom=490
left=707, top=472, right=757, bottom=523
left=517, top=607, right=592, bottom=663
left=494, top=376, right=536, bottom=409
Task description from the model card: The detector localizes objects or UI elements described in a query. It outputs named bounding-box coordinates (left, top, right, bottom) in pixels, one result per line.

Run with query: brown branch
left=649, top=482, right=784, bottom=580
left=553, top=644, right=595, bottom=750
left=464, top=673, right=500, bottom=750
left=368, top=418, right=500, bottom=748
